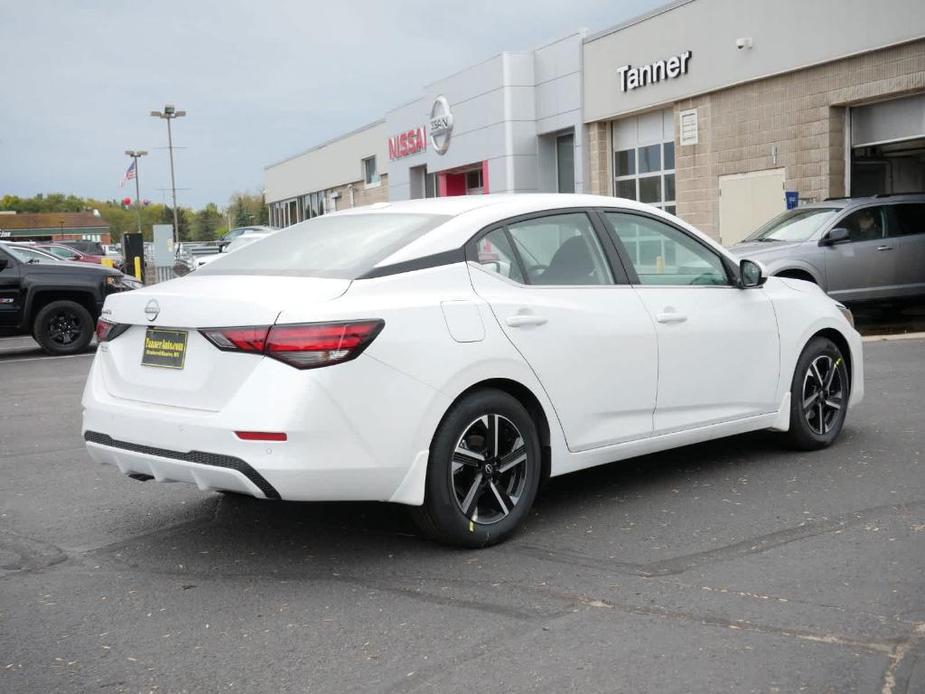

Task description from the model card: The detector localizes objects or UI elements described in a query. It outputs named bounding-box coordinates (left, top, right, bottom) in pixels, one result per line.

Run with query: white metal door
left=599, top=210, right=781, bottom=434
left=719, top=168, right=786, bottom=246
left=468, top=216, right=658, bottom=452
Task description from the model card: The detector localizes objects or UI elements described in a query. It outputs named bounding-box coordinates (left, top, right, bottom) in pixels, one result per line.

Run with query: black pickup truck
left=0, top=243, right=137, bottom=355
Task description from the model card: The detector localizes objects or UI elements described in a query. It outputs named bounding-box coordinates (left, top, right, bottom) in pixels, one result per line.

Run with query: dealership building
left=265, top=0, right=924, bottom=244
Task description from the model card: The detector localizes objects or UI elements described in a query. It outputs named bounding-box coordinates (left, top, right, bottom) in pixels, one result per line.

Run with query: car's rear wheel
left=33, top=300, right=94, bottom=356
left=785, top=337, right=849, bottom=450
left=413, top=389, right=541, bottom=547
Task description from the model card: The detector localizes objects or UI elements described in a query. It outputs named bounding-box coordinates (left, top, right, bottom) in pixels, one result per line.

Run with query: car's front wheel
left=33, top=300, right=94, bottom=356
left=413, top=389, right=541, bottom=547
left=785, top=336, right=849, bottom=450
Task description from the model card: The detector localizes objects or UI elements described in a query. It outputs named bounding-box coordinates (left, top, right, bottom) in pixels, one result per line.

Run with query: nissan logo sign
left=144, top=299, right=160, bottom=322
left=429, top=95, right=454, bottom=155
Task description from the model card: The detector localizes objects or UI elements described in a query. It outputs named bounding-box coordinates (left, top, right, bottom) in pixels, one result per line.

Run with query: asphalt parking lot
left=1, top=336, right=923, bottom=693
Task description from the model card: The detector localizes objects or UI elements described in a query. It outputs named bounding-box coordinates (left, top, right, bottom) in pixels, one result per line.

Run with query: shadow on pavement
left=851, top=299, right=925, bottom=336
left=87, top=429, right=796, bottom=577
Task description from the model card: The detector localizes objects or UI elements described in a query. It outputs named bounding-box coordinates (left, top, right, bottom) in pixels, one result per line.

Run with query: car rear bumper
left=84, top=431, right=277, bottom=498
left=81, top=352, right=447, bottom=503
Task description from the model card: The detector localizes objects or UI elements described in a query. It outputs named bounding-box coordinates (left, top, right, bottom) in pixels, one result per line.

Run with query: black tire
left=785, top=336, right=850, bottom=450
left=33, top=300, right=95, bottom=356
left=412, top=389, right=541, bottom=548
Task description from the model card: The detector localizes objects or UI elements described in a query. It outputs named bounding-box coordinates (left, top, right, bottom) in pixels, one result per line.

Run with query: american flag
left=120, top=160, right=136, bottom=188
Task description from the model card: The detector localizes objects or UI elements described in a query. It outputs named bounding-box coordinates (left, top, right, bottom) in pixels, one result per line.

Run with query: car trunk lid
left=97, top=275, right=350, bottom=411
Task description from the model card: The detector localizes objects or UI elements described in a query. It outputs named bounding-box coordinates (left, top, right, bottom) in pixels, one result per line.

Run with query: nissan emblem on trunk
left=144, top=299, right=160, bottom=322
left=429, top=95, right=454, bottom=155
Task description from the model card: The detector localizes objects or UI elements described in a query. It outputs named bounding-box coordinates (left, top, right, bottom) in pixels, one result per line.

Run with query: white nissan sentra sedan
left=83, top=194, right=863, bottom=547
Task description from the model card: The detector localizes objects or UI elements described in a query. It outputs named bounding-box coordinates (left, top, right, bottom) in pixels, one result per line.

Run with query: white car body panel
left=469, top=264, right=658, bottom=451
left=82, top=194, right=863, bottom=508
left=631, top=284, right=780, bottom=433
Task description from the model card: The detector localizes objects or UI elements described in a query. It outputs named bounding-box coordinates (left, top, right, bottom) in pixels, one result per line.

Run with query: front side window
left=363, top=156, right=379, bottom=186
left=604, top=212, right=729, bottom=286
left=473, top=228, right=524, bottom=283
left=46, top=246, right=78, bottom=259
left=840, top=207, right=886, bottom=243
left=506, top=213, right=613, bottom=286
left=197, top=213, right=449, bottom=279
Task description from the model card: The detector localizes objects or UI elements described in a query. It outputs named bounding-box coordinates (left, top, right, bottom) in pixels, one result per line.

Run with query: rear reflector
left=201, top=320, right=384, bottom=370
left=96, top=319, right=130, bottom=343
left=235, top=431, right=288, bottom=442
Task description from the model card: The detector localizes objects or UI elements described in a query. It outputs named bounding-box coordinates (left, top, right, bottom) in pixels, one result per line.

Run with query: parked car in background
left=3, top=243, right=143, bottom=290
left=0, top=241, right=138, bottom=355
left=221, top=225, right=275, bottom=245
left=194, top=230, right=274, bottom=268
left=729, top=193, right=925, bottom=303
left=61, top=239, right=106, bottom=256
left=82, top=194, right=862, bottom=547
left=101, top=243, right=124, bottom=267
left=37, top=243, right=107, bottom=267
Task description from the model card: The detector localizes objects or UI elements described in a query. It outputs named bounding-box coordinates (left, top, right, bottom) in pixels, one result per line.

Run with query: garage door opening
left=850, top=93, right=925, bottom=196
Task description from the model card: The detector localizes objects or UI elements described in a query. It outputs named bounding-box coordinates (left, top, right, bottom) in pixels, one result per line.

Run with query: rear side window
left=506, top=213, right=613, bottom=286
left=473, top=229, right=524, bottom=283
left=197, top=213, right=450, bottom=279
left=888, top=203, right=925, bottom=237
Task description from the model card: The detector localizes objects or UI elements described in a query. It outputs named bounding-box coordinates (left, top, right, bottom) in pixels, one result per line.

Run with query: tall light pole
left=124, top=150, right=147, bottom=234
left=150, top=104, right=186, bottom=244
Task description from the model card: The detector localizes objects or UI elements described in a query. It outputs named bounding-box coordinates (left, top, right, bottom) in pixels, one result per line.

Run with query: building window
left=556, top=133, right=575, bottom=193
left=612, top=109, right=676, bottom=215
left=465, top=169, right=483, bottom=194
left=614, top=142, right=675, bottom=212
left=301, top=190, right=327, bottom=220
left=363, top=156, right=380, bottom=187
left=425, top=173, right=437, bottom=198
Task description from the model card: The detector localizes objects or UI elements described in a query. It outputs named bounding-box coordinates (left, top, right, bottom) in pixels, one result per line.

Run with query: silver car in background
left=729, top=194, right=925, bottom=303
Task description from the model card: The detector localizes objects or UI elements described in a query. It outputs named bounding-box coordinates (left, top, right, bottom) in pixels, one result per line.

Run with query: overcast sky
left=0, top=0, right=662, bottom=209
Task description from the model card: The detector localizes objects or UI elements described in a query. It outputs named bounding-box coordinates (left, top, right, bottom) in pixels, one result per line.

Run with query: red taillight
left=96, top=319, right=129, bottom=342
left=200, top=326, right=270, bottom=353
left=200, top=320, right=384, bottom=369
left=235, top=431, right=287, bottom=442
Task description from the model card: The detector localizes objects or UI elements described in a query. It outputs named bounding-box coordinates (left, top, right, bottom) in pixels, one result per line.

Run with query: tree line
left=0, top=192, right=270, bottom=243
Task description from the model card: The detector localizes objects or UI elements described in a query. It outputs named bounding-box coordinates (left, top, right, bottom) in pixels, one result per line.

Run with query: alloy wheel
left=801, top=355, right=844, bottom=436
left=451, top=414, right=528, bottom=525
left=47, top=310, right=83, bottom=345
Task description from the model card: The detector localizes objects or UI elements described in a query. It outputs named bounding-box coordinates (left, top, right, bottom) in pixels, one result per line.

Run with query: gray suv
left=729, top=194, right=925, bottom=303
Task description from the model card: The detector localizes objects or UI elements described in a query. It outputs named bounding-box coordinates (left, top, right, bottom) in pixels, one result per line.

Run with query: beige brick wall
left=587, top=39, right=925, bottom=240
left=328, top=173, right=390, bottom=210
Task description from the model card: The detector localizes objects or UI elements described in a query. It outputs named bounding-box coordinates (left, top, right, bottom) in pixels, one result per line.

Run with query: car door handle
left=655, top=312, right=688, bottom=324
left=877, top=245, right=893, bottom=251
left=506, top=314, right=548, bottom=328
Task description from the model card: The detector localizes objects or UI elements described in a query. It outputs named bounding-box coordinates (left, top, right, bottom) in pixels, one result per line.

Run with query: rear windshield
left=197, top=213, right=450, bottom=279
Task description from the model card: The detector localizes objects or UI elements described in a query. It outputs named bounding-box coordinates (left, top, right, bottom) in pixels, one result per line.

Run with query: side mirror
left=739, top=258, right=766, bottom=288
left=819, top=227, right=849, bottom=246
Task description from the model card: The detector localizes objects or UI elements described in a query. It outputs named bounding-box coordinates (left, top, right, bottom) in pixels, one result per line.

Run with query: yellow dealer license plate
left=142, top=328, right=188, bottom=369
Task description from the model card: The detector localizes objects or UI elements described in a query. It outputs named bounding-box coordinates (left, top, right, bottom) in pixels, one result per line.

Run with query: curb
left=862, top=331, right=925, bottom=343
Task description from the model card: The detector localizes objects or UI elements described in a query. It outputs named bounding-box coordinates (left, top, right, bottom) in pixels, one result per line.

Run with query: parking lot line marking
left=0, top=352, right=96, bottom=364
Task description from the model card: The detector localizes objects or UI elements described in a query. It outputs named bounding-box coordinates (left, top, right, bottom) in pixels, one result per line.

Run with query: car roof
left=325, top=193, right=735, bottom=269
left=801, top=192, right=925, bottom=210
